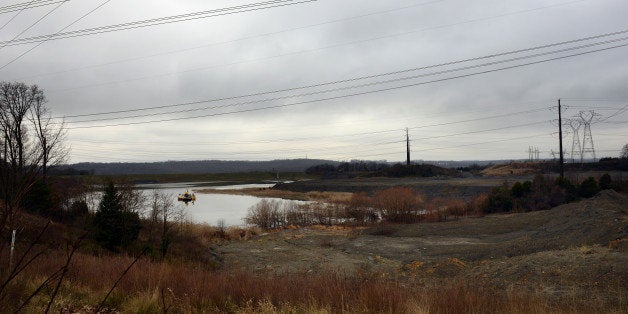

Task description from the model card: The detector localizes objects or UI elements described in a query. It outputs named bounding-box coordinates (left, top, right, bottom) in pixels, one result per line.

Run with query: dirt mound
left=531, top=190, right=627, bottom=247
left=469, top=246, right=627, bottom=298
left=214, top=189, right=627, bottom=309
left=481, top=162, right=542, bottom=176
left=360, top=189, right=627, bottom=261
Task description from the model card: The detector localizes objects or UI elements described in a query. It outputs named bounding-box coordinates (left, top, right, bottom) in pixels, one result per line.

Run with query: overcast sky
left=1, top=0, right=626, bottom=164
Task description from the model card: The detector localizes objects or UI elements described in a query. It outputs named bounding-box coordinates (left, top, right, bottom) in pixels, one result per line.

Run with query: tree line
left=305, top=161, right=457, bottom=177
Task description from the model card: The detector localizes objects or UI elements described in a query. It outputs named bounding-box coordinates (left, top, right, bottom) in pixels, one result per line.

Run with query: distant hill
left=55, top=159, right=559, bottom=176
left=55, top=159, right=340, bottom=175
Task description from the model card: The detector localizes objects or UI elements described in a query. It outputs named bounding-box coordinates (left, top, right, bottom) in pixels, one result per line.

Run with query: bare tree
left=0, top=82, right=47, bottom=243
left=0, top=82, right=69, bottom=307
left=29, top=95, right=68, bottom=183
left=116, top=181, right=147, bottom=215
left=146, top=190, right=179, bottom=257
left=148, top=190, right=174, bottom=241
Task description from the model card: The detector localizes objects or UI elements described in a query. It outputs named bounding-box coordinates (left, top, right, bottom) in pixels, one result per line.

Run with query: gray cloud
left=0, top=0, right=626, bottom=163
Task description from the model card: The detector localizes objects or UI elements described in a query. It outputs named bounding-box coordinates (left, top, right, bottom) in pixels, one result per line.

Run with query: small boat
left=177, top=189, right=196, bottom=202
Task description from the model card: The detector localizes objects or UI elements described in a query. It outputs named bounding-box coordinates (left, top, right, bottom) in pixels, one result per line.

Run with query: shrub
left=345, top=192, right=378, bottom=224
left=599, top=173, right=612, bottom=190
left=510, top=181, right=531, bottom=198
left=466, top=194, right=488, bottom=217
left=579, top=177, right=600, bottom=198
left=525, top=175, right=554, bottom=211
left=245, top=199, right=283, bottom=230
left=425, top=197, right=466, bottom=221
left=431, top=198, right=466, bottom=219
left=373, top=187, right=423, bottom=223
left=555, top=176, right=577, bottom=202
left=484, top=184, right=513, bottom=213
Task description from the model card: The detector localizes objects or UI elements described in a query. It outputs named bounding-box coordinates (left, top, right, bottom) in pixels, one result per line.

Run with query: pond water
left=135, top=182, right=283, bottom=226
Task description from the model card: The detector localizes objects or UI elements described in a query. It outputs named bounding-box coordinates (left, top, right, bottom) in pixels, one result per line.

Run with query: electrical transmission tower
left=577, top=110, right=601, bottom=162
left=566, top=119, right=582, bottom=163
left=536, top=147, right=540, bottom=160
left=528, top=146, right=540, bottom=161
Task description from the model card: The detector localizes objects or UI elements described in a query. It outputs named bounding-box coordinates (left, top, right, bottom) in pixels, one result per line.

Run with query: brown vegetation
left=373, top=187, right=424, bottom=223
left=4, top=247, right=621, bottom=313
left=197, top=187, right=353, bottom=202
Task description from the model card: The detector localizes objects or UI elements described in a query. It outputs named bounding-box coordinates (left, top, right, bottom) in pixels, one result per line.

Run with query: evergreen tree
left=93, top=182, right=141, bottom=250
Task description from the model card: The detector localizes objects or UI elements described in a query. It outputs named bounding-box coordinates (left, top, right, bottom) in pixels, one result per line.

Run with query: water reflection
left=137, top=182, right=284, bottom=226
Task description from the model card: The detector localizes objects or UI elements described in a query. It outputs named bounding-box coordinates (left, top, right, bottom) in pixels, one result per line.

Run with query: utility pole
left=558, top=99, right=564, bottom=178
left=405, top=127, right=410, bottom=166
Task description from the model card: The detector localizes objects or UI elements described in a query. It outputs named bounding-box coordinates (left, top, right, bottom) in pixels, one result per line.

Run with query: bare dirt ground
left=213, top=190, right=627, bottom=303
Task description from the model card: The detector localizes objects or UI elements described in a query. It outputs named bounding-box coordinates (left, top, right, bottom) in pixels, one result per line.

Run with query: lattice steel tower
left=566, top=119, right=582, bottom=163
left=577, top=110, right=601, bottom=162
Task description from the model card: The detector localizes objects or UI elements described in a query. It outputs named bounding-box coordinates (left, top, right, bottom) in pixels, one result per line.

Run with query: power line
left=70, top=126, right=623, bottom=162
left=64, top=37, right=628, bottom=128
left=413, top=133, right=554, bottom=153
left=68, top=104, right=551, bottom=147
left=0, top=0, right=317, bottom=47
left=55, top=29, right=628, bottom=120
left=597, top=105, right=628, bottom=122
left=0, top=0, right=112, bottom=71
left=414, top=121, right=548, bottom=141
left=0, top=0, right=318, bottom=70
left=331, top=133, right=553, bottom=160
left=68, top=107, right=550, bottom=150
left=73, top=117, right=554, bottom=159
left=16, top=0, right=445, bottom=81
left=67, top=41, right=628, bottom=129
left=65, top=105, right=552, bottom=160
left=0, top=0, right=36, bottom=31
left=0, top=0, right=68, bottom=15
left=69, top=120, right=552, bottom=160
left=43, top=2, right=615, bottom=96
left=0, top=0, right=66, bottom=51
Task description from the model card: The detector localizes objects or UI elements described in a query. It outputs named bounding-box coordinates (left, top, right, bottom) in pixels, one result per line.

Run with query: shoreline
left=195, top=187, right=353, bottom=202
